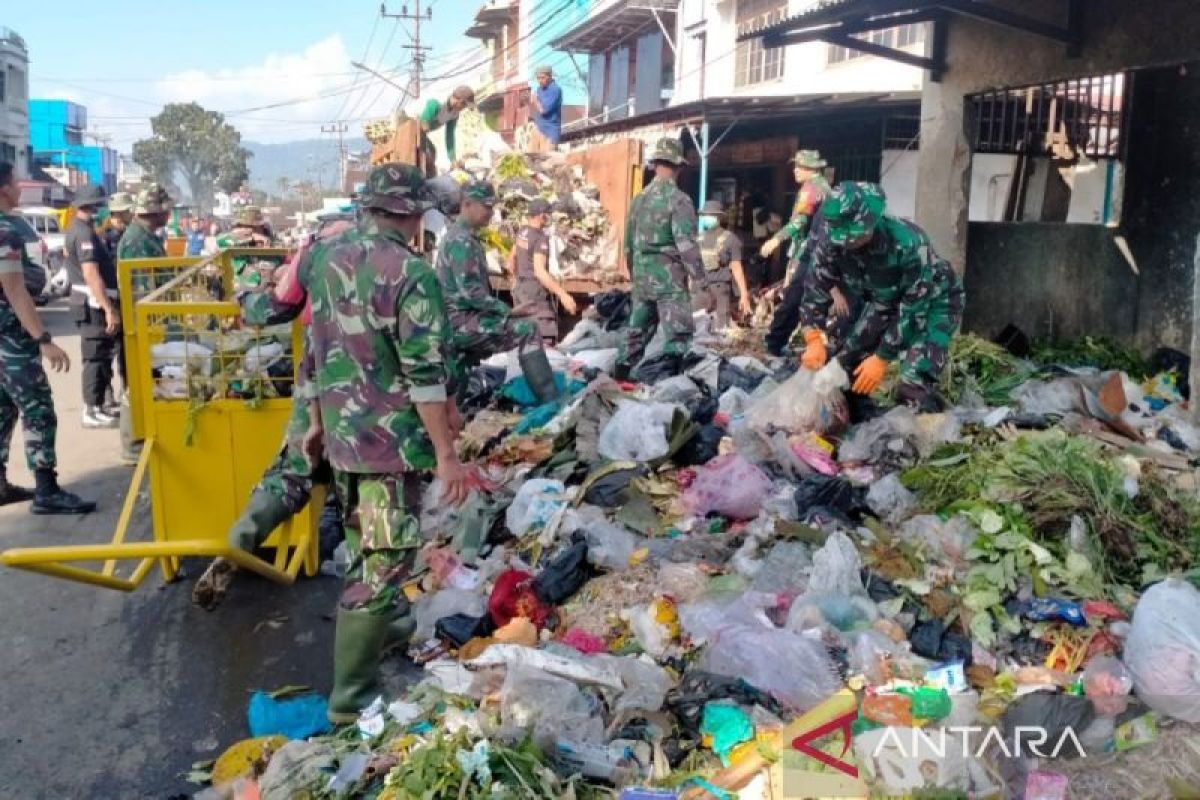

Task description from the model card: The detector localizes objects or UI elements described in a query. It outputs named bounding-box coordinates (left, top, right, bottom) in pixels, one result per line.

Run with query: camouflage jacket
left=117, top=221, right=166, bottom=260
left=434, top=218, right=511, bottom=335
left=774, top=174, right=831, bottom=252
left=0, top=211, right=39, bottom=307
left=299, top=217, right=453, bottom=475
left=624, top=176, right=703, bottom=283
left=800, top=215, right=960, bottom=361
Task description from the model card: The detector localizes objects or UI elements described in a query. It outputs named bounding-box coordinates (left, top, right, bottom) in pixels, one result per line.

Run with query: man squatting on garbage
left=190, top=215, right=356, bottom=609
left=435, top=181, right=563, bottom=405
left=798, top=181, right=965, bottom=409
left=295, top=163, right=474, bottom=723
left=616, top=137, right=705, bottom=379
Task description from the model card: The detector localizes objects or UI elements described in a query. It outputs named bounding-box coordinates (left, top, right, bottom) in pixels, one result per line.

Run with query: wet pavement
left=0, top=302, right=340, bottom=798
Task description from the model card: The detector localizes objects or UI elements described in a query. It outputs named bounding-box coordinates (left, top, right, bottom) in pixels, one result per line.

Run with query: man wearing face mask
left=797, top=181, right=963, bottom=410
left=693, top=199, right=751, bottom=329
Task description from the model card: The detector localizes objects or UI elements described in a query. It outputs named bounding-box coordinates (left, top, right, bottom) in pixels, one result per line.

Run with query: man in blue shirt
left=531, top=65, right=563, bottom=148
left=185, top=218, right=206, bottom=256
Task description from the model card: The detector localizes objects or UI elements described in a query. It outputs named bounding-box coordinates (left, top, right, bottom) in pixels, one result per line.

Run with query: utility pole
left=381, top=1, right=433, bottom=100
left=321, top=122, right=349, bottom=193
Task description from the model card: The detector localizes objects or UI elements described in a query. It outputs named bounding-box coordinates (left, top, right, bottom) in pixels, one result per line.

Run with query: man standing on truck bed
left=64, top=184, right=122, bottom=430
left=419, top=85, right=475, bottom=170
left=530, top=66, right=562, bottom=151
left=615, top=138, right=704, bottom=380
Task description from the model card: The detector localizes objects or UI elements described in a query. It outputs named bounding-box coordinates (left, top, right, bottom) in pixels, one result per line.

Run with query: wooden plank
left=565, top=138, right=643, bottom=274
left=371, top=119, right=423, bottom=167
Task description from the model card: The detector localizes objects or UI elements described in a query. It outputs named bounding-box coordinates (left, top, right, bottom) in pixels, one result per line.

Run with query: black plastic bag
left=1151, top=347, right=1190, bottom=399
left=460, top=365, right=507, bottom=411
left=633, top=353, right=682, bottom=385
left=533, top=535, right=593, bottom=605
left=718, top=361, right=766, bottom=394
left=435, top=613, right=495, bottom=646
left=794, top=475, right=861, bottom=516
left=1002, top=694, right=1094, bottom=758
left=675, top=423, right=723, bottom=467
left=582, top=467, right=640, bottom=507
left=684, top=394, right=719, bottom=426
left=593, top=290, right=631, bottom=330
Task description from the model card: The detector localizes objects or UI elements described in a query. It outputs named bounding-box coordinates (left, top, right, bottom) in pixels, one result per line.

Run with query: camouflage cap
left=526, top=197, right=551, bottom=216
left=361, top=162, right=432, bottom=216
left=461, top=180, right=497, bottom=206
left=790, top=149, right=827, bottom=169
left=108, top=191, right=134, bottom=213
left=133, top=183, right=173, bottom=215
left=234, top=205, right=266, bottom=227
left=822, top=181, right=887, bottom=248
left=648, top=137, right=687, bottom=166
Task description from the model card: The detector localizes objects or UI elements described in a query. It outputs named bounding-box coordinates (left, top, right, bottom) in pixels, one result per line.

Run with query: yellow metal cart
left=1, top=253, right=320, bottom=591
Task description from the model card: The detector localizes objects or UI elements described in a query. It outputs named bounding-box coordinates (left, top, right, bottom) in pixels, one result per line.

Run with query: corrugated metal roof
left=550, top=0, right=680, bottom=54
left=739, top=0, right=938, bottom=43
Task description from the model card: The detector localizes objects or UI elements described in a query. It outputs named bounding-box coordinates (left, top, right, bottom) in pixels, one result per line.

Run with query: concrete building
left=0, top=27, right=30, bottom=175
left=741, top=0, right=1200, bottom=357
left=29, top=100, right=119, bottom=192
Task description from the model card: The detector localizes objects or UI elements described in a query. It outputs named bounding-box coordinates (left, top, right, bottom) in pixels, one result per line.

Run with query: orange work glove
left=800, top=329, right=827, bottom=371
left=852, top=355, right=889, bottom=395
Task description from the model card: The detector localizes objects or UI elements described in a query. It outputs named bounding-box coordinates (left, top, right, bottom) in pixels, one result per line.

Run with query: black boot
left=31, top=469, right=97, bottom=515
left=518, top=348, right=560, bottom=405
left=0, top=474, right=34, bottom=506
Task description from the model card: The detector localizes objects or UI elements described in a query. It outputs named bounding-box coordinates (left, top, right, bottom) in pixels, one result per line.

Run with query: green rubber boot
left=227, top=489, right=293, bottom=553
left=519, top=347, right=560, bottom=405
left=327, top=609, right=391, bottom=725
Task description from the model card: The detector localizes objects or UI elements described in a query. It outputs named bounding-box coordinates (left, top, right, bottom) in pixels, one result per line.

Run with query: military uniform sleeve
left=242, top=248, right=310, bottom=326
left=0, top=221, right=23, bottom=278
left=623, top=194, right=639, bottom=268
left=395, top=261, right=451, bottom=403
left=875, top=240, right=944, bottom=362
left=440, top=239, right=511, bottom=320
left=797, top=216, right=838, bottom=330
left=670, top=192, right=704, bottom=281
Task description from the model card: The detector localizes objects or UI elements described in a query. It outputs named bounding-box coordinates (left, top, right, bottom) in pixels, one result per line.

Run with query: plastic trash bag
left=787, top=592, right=878, bottom=633
left=1124, top=578, right=1200, bottom=722
left=505, top=478, right=568, bottom=536
left=1082, top=655, right=1133, bottom=717
left=574, top=510, right=642, bottom=571
left=1013, top=378, right=1082, bottom=416
left=414, top=588, right=487, bottom=640
left=604, top=654, right=674, bottom=713
left=896, top=514, right=977, bottom=564
left=570, top=348, right=618, bottom=375
left=247, top=692, right=332, bottom=740
left=499, top=664, right=604, bottom=748
left=534, top=535, right=593, bottom=604
left=593, top=289, right=631, bottom=330
left=748, top=541, right=811, bottom=595
left=718, top=387, right=753, bottom=418
left=718, top=361, right=766, bottom=394
left=597, top=400, right=678, bottom=462
left=685, top=392, right=719, bottom=425
left=632, top=353, right=683, bottom=385
left=675, top=423, right=724, bottom=467
left=435, top=613, right=495, bottom=647
left=866, top=473, right=916, bottom=523
left=700, top=624, right=841, bottom=711
left=746, top=360, right=849, bottom=435
left=808, top=530, right=865, bottom=596
left=793, top=474, right=861, bottom=519
left=681, top=454, right=772, bottom=520
left=650, top=375, right=703, bottom=405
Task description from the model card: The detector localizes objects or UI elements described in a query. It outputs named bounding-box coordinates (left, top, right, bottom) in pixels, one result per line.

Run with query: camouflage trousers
left=842, top=262, right=965, bottom=389
left=0, top=307, right=57, bottom=472
left=333, top=471, right=424, bottom=616
left=618, top=256, right=694, bottom=369
left=255, top=397, right=319, bottom=515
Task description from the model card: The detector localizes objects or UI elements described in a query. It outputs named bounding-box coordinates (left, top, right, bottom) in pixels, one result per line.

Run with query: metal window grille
left=736, top=0, right=787, bottom=87
left=970, top=73, right=1126, bottom=159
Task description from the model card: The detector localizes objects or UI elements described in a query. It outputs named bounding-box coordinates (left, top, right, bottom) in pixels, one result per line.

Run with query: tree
left=133, top=103, right=251, bottom=213
left=275, top=176, right=291, bottom=202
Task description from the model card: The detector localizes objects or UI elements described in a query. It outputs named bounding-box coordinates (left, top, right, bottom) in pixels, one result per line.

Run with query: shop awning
left=738, top=0, right=1085, bottom=81
left=550, top=0, right=680, bottom=55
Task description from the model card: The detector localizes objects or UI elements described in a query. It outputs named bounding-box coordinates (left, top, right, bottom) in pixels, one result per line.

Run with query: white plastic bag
left=700, top=625, right=841, bottom=711
left=746, top=360, right=849, bottom=435
left=807, top=530, right=865, bottom=596
left=650, top=375, right=703, bottom=405
left=567, top=506, right=644, bottom=571
left=1124, top=578, right=1200, bottom=722
left=867, top=474, right=917, bottom=523
left=569, top=348, right=618, bottom=375
left=597, top=400, right=678, bottom=462
left=413, top=588, right=486, bottom=640
left=681, top=454, right=772, bottom=520
left=505, top=479, right=567, bottom=537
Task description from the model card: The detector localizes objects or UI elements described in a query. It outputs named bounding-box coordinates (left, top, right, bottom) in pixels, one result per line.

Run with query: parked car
left=15, top=208, right=70, bottom=304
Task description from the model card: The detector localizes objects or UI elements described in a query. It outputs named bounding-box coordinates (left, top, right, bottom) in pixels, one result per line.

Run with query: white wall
left=674, top=0, right=924, bottom=104
left=880, top=149, right=919, bottom=219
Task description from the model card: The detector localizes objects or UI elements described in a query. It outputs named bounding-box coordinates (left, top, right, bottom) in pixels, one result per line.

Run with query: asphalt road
left=0, top=301, right=342, bottom=799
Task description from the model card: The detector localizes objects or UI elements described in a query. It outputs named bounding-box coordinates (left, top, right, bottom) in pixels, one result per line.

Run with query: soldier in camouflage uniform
left=114, top=184, right=173, bottom=464
left=293, top=163, right=472, bottom=723
left=0, top=160, right=96, bottom=514
left=217, top=206, right=279, bottom=293
left=616, top=138, right=704, bottom=379
left=798, top=182, right=964, bottom=408
left=190, top=220, right=355, bottom=609
left=104, top=192, right=133, bottom=257
left=764, top=150, right=835, bottom=355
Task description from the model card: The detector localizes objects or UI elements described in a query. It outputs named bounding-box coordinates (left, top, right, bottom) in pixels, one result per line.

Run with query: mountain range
left=244, top=136, right=370, bottom=196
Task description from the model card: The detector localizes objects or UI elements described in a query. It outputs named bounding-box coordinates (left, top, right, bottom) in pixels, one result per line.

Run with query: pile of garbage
left=192, top=311, right=1200, bottom=800
left=455, top=151, right=621, bottom=283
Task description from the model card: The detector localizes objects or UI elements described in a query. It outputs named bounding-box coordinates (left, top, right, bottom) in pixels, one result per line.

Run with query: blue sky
left=6, top=1, right=476, bottom=150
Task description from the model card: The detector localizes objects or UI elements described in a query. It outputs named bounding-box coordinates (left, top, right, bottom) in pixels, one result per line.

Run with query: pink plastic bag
left=681, top=454, right=772, bottom=520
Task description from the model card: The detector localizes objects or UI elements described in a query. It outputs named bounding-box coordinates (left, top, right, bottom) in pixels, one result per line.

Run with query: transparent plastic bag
left=505, top=478, right=568, bottom=537
left=867, top=473, right=916, bottom=523
left=568, top=506, right=643, bottom=571
left=1124, top=578, right=1200, bottom=722
left=597, top=400, right=678, bottom=462
left=1082, top=655, right=1133, bottom=717
left=746, top=360, right=849, bottom=435
left=700, top=624, right=841, bottom=711
left=681, top=454, right=772, bottom=520
left=499, top=664, right=604, bottom=748
left=749, top=541, right=812, bottom=595
left=413, top=588, right=487, bottom=640
left=807, top=530, right=865, bottom=596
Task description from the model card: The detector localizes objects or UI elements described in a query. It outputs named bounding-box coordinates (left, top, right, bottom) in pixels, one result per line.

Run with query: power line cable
left=332, top=11, right=383, bottom=122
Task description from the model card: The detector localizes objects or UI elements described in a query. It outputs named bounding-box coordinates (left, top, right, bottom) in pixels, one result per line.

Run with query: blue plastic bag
left=248, top=691, right=333, bottom=739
